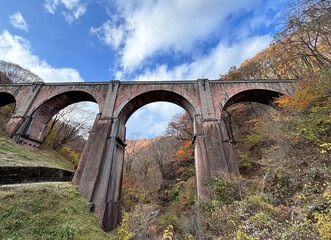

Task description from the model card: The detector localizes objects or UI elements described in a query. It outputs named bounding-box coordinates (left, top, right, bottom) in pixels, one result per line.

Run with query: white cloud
left=44, top=0, right=59, bottom=14
left=92, top=0, right=270, bottom=70
left=0, top=30, right=83, bottom=82
left=90, top=20, right=125, bottom=49
left=44, top=0, right=87, bottom=24
left=118, top=34, right=271, bottom=81
left=9, top=12, right=29, bottom=32
left=146, top=102, right=184, bottom=120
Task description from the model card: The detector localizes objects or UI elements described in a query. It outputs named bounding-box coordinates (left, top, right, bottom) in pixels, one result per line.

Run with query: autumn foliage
left=173, top=140, right=194, bottom=162
left=276, top=79, right=323, bottom=110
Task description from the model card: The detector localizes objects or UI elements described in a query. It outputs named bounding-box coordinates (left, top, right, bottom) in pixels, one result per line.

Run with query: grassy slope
left=0, top=182, right=117, bottom=240
left=0, top=137, right=74, bottom=171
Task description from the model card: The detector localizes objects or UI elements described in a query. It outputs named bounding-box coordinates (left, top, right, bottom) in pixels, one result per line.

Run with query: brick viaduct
left=0, top=79, right=296, bottom=231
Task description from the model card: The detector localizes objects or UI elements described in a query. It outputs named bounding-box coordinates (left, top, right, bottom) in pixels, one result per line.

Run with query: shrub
left=206, top=176, right=243, bottom=204
left=314, top=190, right=331, bottom=240
left=158, top=213, right=179, bottom=229
left=117, top=212, right=135, bottom=240
left=238, top=153, right=252, bottom=171
left=121, top=175, right=149, bottom=212
left=246, top=131, right=264, bottom=148
left=119, top=204, right=160, bottom=239
left=168, top=177, right=196, bottom=210
left=59, top=146, right=80, bottom=167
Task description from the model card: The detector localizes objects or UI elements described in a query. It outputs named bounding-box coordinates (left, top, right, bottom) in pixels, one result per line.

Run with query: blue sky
left=0, top=0, right=286, bottom=138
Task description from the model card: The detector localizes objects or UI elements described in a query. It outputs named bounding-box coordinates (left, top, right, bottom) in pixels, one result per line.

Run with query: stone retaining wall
left=0, top=166, right=74, bottom=184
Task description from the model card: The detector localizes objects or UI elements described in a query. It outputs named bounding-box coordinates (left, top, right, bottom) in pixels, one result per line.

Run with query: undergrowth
left=0, top=182, right=115, bottom=240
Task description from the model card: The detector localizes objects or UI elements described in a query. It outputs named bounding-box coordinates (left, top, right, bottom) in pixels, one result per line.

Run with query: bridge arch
left=117, top=90, right=196, bottom=124
left=21, top=90, right=99, bottom=149
left=0, top=92, right=16, bottom=108
left=0, top=92, right=16, bottom=135
left=219, top=88, right=284, bottom=176
left=221, top=89, right=283, bottom=111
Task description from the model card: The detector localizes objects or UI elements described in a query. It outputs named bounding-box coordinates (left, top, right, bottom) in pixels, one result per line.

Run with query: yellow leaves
left=324, top=190, right=331, bottom=204
left=319, top=142, right=331, bottom=153
left=236, top=230, right=256, bottom=240
left=117, top=213, right=135, bottom=240
left=320, top=143, right=331, bottom=152
left=125, top=148, right=134, bottom=154
left=297, top=195, right=306, bottom=199
left=59, top=145, right=80, bottom=166
left=246, top=118, right=263, bottom=126
left=315, top=213, right=331, bottom=240
left=162, top=225, right=174, bottom=240
left=314, top=190, right=331, bottom=240
left=179, top=197, right=189, bottom=206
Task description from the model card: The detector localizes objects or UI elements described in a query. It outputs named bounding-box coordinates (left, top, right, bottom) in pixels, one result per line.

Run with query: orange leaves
left=182, top=140, right=192, bottom=150
left=275, top=94, right=291, bottom=108
left=276, top=79, right=323, bottom=111
left=246, top=118, right=263, bottom=127
left=174, top=140, right=194, bottom=162
left=148, top=224, right=158, bottom=234
left=141, top=139, right=151, bottom=147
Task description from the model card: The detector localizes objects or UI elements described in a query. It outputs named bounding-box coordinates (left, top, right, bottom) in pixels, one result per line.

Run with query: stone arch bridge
left=0, top=79, right=296, bottom=231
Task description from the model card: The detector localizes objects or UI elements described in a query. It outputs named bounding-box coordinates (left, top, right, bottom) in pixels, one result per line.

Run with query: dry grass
left=0, top=182, right=117, bottom=239
left=0, top=137, right=74, bottom=171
